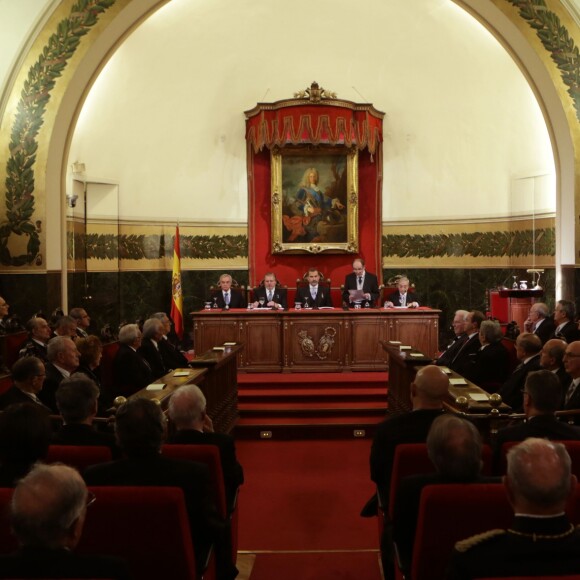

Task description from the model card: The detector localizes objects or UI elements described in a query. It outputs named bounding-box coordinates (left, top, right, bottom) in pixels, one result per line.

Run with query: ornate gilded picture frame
left=271, top=146, right=358, bottom=254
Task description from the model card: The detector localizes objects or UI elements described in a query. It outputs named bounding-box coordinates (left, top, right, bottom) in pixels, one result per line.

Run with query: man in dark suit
left=152, top=312, right=190, bottom=369
left=41, top=336, right=81, bottom=412
left=0, top=356, right=51, bottom=411
left=494, top=370, right=580, bottom=469
left=70, top=307, right=92, bottom=339
left=393, top=414, right=499, bottom=576
left=342, top=258, right=380, bottom=307
left=498, top=333, right=542, bottom=412
left=551, top=299, right=580, bottom=343
left=252, top=272, right=288, bottom=310
left=561, top=340, right=580, bottom=414
left=208, top=273, right=246, bottom=309
left=436, top=310, right=468, bottom=367
left=53, top=374, right=118, bottom=453
left=112, top=323, right=153, bottom=397
left=540, top=338, right=570, bottom=391
left=448, top=439, right=580, bottom=579
left=448, top=310, right=484, bottom=377
left=0, top=463, right=129, bottom=579
left=523, top=302, right=555, bottom=344
left=384, top=276, right=419, bottom=308
left=18, top=316, right=51, bottom=362
left=295, top=268, right=332, bottom=308
left=168, top=384, right=244, bottom=512
left=138, top=317, right=167, bottom=379
left=84, top=398, right=236, bottom=580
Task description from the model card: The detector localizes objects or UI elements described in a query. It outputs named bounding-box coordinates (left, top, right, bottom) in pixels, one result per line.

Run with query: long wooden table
left=192, top=307, right=441, bottom=373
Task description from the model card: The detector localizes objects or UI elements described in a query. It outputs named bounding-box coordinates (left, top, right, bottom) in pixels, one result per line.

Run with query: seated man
left=207, top=273, right=246, bottom=309
left=0, top=403, right=52, bottom=486
left=295, top=268, right=332, bottom=308
left=53, top=374, right=118, bottom=453
left=84, top=398, right=236, bottom=580
left=540, top=338, right=570, bottom=391
left=151, top=311, right=189, bottom=369
left=342, top=258, right=380, bottom=307
left=494, top=370, right=580, bottom=470
left=393, top=414, right=498, bottom=576
left=384, top=276, right=419, bottom=308
left=138, top=317, right=168, bottom=379
left=447, top=310, right=484, bottom=377
left=0, top=463, right=129, bottom=579
left=18, top=316, right=51, bottom=362
left=436, top=310, right=468, bottom=368
left=52, top=315, right=78, bottom=340
left=168, top=384, right=244, bottom=512
left=0, top=356, right=50, bottom=411
left=112, top=323, right=153, bottom=397
left=252, top=272, right=287, bottom=310
left=551, top=299, right=580, bottom=343
left=70, top=307, right=92, bottom=339
left=41, top=336, right=81, bottom=412
left=448, top=438, right=580, bottom=579
left=523, top=302, right=555, bottom=344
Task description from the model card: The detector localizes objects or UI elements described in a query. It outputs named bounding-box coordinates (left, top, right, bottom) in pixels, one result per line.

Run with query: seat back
left=79, top=486, right=200, bottom=580
left=501, top=337, right=518, bottom=373
left=99, top=340, right=120, bottom=393
left=47, top=445, right=113, bottom=473
left=388, top=443, right=493, bottom=518
left=0, top=488, right=17, bottom=554
left=411, top=483, right=512, bottom=580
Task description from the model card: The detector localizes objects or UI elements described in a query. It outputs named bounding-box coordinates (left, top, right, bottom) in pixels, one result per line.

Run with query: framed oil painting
left=270, top=146, right=358, bottom=254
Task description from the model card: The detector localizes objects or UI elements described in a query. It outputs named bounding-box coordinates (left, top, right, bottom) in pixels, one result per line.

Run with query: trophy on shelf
left=526, top=268, right=544, bottom=290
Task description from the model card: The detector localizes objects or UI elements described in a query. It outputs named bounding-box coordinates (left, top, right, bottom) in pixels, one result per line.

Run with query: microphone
left=342, top=301, right=350, bottom=311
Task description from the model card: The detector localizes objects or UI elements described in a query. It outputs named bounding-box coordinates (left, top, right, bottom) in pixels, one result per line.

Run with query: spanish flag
left=170, top=225, right=184, bottom=340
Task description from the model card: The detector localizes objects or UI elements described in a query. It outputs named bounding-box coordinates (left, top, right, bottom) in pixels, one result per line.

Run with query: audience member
left=252, top=272, right=288, bottom=310
left=168, top=384, right=244, bottom=511
left=0, top=357, right=50, bottom=411
left=540, top=338, right=570, bottom=390
left=498, top=332, right=542, bottom=412
left=41, top=336, right=80, bottom=412
left=0, top=463, right=129, bottom=579
left=561, top=340, right=580, bottom=414
left=0, top=296, right=10, bottom=333
left=368, top=365, right=449, bottom=508
left=436, top=310, right=468, bottom=368
left=384, top=276, right=419, bottom=308
left=53, top=374, right=118, bottom=453
left=208, top=274, right=246, bottom=309
left=393, top=415, right=497, bottom=575
left=295, top=268, right=332, bottom=308
left=112, top=324, right=153, bottom=397
left=494, top=370, right=580, bottom=469
left=0, top=403, right=51, bottom=486
left=52, top=315, right=78, bottom=340
left=342, top=258, right=380, bottom=307
left=84, top=398, right=236, bottom=579
left=448, top=310, right=484, bottom=376
left=138, top=318, right=167, bottom=379
left=18, top=317, right=51, bottom=362
left=151, top=312, right=189, bottom=368
left=551, top=299, right=580, bottom=343
left=464, top=319, right=510, bottom=391
left=70, top=307, right=91, bottom=339
left=448, top=438, right=580, bottom=579
left=523, top=302, right=555, bottom=344
left=75, top=335, right=103, bottom=387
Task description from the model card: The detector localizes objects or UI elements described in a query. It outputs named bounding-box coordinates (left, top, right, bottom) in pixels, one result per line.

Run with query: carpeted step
left=238, top=387, right=387, bottom=403
left=239, top=401, right=386, bottom=415
left=237, top=371, right=388, bottom=390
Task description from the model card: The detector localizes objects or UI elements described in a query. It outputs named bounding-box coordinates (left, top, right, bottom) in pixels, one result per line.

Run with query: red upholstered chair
left=402, top=483, right=512, bottom=580
left=79, top=486, right=214, bottom=580
left=46, top=445, right=113, bottom=473
left=162, top=444, right=239, bottom=562
left=0, top=488, right=18, bottom=554
left=499, top=440, right=580, bottom=477
left=99, top=340, right=120, bottom=394
left=501, top=336, right=518, bottom=373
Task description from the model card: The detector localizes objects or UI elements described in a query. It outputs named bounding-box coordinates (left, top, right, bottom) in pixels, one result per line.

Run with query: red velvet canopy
left=245, top=84, right=384, bottom=297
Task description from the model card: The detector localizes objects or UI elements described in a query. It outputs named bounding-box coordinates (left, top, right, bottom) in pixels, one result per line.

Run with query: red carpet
left=247, top=551, right=381, bottom=580
left=236, top=439, right=377, bottom=551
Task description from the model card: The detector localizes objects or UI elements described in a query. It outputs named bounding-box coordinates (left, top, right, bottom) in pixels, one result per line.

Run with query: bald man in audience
left=498, top=332, right=542, bottom=412
left=540, top=338, right=570, bottom=390
left=0, top=356, right=50, bottom=411
left=168, top=384, right=244, bottom=512
left=41, top=336, right=80, bottom=412
left=0, top=463, right=129, bottom=579
left=18, top=316, right=51, bottom=362
left=368, top=365, right=449, bottom=507
left=448, top=439, right=580, bottom=579
left=523, top=302, right=555, bottom=344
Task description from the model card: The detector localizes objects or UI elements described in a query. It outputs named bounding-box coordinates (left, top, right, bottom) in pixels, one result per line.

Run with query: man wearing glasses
left=562, top=341, right=580, bottom=415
